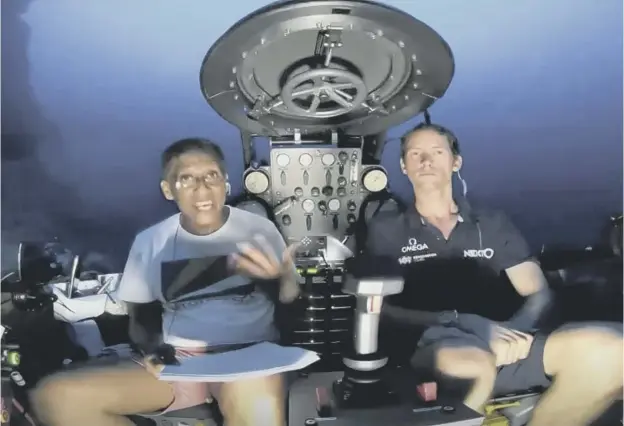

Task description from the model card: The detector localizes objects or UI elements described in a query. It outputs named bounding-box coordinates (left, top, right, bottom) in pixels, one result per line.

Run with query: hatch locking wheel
left=281, top=68, right=368, bottom=118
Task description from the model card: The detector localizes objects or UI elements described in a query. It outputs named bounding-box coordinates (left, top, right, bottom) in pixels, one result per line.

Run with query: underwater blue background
left=2, top=0, right=622, bottom=268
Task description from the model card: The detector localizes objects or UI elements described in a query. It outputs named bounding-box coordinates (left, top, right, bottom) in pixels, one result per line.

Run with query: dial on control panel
left=302, top=199, right=315, bottom=213
left=299, top=153, right=313, bottom=167
left=362, top=168, right=389, bottom=193
left=244, top=171, right=269, bottom=194
left=321, top=153, right=336, bottom=166
left=328, top=198, right=341, bottom=212
left=276, top=153, right=290, bottom=167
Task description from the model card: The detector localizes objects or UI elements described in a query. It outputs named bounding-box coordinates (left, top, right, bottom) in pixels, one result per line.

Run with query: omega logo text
left=401, top=238, right=429, bottom=253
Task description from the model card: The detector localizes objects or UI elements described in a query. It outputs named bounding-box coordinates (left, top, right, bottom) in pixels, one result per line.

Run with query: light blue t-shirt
left=116, top=207, right=288, bottom=348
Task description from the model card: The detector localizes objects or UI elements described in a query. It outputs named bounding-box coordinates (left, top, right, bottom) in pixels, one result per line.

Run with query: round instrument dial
left=301, top=199, right=315, bottom=213
left=243, top=171, right=269, bottom=194
left=299, top=153, right=313, bottom=167
left=321, top=153, right=335, bottom=166
left=328, top=198, right=341, bottom=212
left=362, top=168, right=388, bottom=193
left=276, top=154, right=290, bottom=167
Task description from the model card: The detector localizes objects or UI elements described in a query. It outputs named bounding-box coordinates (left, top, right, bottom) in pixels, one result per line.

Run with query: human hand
left=454, top=313, right=533, bottom=366
left=489, top=327, right=534, bottom=367
left=231, top=235, right=299, bottom=280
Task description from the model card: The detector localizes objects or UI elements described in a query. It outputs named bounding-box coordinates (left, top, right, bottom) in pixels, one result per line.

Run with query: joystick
left=332, top=266, right=404, bottom=409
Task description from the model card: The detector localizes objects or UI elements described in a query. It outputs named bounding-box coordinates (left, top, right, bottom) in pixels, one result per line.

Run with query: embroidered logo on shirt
left=401, top=238, right=429, bottom=253
left=463, top=248, right=495, bottom=259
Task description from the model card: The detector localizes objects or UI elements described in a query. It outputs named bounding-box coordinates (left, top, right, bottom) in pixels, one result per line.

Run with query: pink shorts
left=133, top=347, right=222, bottom=414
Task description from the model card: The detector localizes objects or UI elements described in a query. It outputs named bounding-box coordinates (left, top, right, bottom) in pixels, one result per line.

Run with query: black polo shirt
left=366, top=200, right=535, bottom=317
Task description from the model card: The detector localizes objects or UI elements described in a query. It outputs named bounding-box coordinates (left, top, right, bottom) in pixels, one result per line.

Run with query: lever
left=306, top=215, right=312, bottom=231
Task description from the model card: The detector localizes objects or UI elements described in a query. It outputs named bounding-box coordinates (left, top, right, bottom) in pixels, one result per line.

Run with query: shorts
left=132, top=347, right=221, bottom=414
left=414, top=325, right=552, bottom=396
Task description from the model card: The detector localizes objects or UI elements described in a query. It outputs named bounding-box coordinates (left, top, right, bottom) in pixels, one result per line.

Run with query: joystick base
left=333, top=376, right=400, bottom=409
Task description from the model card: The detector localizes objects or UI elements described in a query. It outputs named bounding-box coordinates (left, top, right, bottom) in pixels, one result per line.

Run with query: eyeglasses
left=175, top=172, right=225, bottom=190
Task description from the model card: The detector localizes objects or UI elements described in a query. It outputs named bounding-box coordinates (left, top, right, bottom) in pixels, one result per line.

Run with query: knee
left=548, top=324, right=623, bottom=389
left=218, top=375, right=285, bottom=422
left=30, top=375, right=82, bottom=422
left=435, top=347, right=497, bottom=380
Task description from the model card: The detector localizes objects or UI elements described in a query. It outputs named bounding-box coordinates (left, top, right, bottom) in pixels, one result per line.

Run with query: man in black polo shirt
left=367, top=123, right=622, bottom=426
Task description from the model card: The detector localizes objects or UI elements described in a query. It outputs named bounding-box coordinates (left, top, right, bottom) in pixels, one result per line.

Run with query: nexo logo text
left=463, top=248, right=495, bottom=259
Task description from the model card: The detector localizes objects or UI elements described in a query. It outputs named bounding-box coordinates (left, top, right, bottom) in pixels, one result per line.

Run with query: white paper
left=159, top=342, right=319, bottom=382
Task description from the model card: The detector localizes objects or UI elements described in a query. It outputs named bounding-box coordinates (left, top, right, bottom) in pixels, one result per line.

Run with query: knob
left=294, top=187, right=304, bottom=197
left=322, top=186, right=333, bottom=197
left=338, top=151, right=348, bottom=162
left=337, top=177, right=347, bottom=187
left=311, top=187, right=320, bottom=197
left=347, top=214, right=356, bottom=224
left=318, top=201, right=327, bottom=214
left=347, top=200, right=357, bottom=212
left=282, top=215, right=291, bottom=226
left=337, top=187, right=347, bottom=197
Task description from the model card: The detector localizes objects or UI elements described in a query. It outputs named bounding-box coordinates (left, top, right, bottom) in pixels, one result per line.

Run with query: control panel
left=242, top=147, right=388, bottom=252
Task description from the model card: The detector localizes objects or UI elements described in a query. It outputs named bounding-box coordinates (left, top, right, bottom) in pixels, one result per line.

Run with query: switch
left=311, top=187, right=320, bottom=197
left=303, top=170, right=310, bottom=185
left=282, top=215, right=291, bottom=226
left=318, top=201, right=327, bottom=214
left=280, top=170, right=287, bottom=186
left=337, top=187, right=346, bottom=197
left=306, top=215, right=312, bottom=231
left=347, top=200, right=357, bottom=211
left=347, top=214, right=356, bottom=224
left=332, top=215, right=339, bottom=230
left=322, top=186, right=333, bottom=197
left=325, top=170, right=332, bottom=186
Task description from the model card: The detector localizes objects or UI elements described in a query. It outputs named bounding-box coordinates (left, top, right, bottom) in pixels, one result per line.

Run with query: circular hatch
left=200, top=0, right=455, bottom=137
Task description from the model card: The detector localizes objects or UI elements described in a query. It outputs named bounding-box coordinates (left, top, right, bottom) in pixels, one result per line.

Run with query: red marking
left=367, top=296, right=382, bottom=313
left=417, top=382, right=438, bottom=402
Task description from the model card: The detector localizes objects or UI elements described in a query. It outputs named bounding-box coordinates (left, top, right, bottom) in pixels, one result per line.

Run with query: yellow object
left=6, top=351, right=20, bottom=367
left=306, top=267, right=318, bottom=274
left=481, top=401, right=521, bottom=426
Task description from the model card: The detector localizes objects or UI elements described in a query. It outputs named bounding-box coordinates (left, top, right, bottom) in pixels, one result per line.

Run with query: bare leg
left=212, top=374, right=286, bottom=426
left=30, top=361, right=174, bottom=426
left=529, top=323, right=623, bottom=426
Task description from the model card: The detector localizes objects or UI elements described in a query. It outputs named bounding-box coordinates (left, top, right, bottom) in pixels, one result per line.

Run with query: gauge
left=276, top=154, right=290, bottom=167
left=338, top=151, right=348, bottom=162
left=302, top=199, right=315, bottom=213
left=328, top=198, right=341, bottom=212
left=299, top=153, right=313, bottom=167
left=337, top=176, right=347, bottom=187
left=244, top=171, right=269, bottom=194
left=294, top=187, right=304, bottom=197
left=362, top=168, right=388, bottom=193
left=321, top=153, right=335, bottom=166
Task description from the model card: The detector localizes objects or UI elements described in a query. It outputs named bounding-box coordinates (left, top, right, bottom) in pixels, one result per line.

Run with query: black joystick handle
left=150, top=344, right=179, bottom=366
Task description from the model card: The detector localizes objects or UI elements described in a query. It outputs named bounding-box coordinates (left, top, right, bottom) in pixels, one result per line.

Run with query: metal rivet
left=391, top=105, right=397, bottom=110
left=284, top=29, right=290, bottom=36
left=376, top=30, right=384, bottom=36
left=412, top=82, right=419, bottom=89
left=241, top=52, right=247, bottom=58
left=404, top=95, right=409, bottom=101
left=411, top=54, right=417, bottom=61
left=260, top=38, right=266, bottom=44
left=229, top=81, right=235, bottom=88
left=416, top=69, right=423, bottom=75
left=233, top=94, right=239, bottom=100
left=232, top=67, right=237, bottom=74
left=398, top=41, right=405, bottom=48
left=369, top=32, right=376, bottom=39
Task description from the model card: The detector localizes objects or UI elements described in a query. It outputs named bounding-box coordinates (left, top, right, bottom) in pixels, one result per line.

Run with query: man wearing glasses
left=31, top=138, right=300, bottom=426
